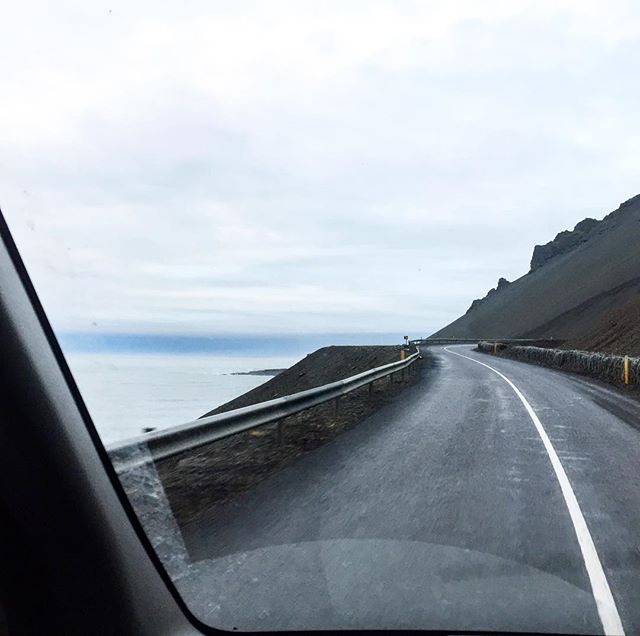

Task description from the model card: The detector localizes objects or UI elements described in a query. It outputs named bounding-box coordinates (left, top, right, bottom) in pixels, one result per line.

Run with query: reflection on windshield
left=3, top=0, right=640, bottom=633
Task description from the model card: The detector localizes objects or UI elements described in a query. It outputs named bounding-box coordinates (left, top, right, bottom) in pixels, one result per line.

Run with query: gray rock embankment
left=157, top=345, right=423, bottom=527
left=476, top=341, right=640, bottom=391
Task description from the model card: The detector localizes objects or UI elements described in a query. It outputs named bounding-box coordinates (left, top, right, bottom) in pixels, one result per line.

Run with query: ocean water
left=66, top=352, right=300, bottom=445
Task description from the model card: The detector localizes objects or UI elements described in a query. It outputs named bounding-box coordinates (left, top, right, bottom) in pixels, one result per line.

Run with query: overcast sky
left=2, top=0, right=640, bottom=337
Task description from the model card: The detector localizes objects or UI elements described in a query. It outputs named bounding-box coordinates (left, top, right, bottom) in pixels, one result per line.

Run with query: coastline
left=229, top=368, right=285, bottom=377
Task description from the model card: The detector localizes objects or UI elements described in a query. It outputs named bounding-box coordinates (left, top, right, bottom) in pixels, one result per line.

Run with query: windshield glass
left=2, top=1, right=640, bottom=633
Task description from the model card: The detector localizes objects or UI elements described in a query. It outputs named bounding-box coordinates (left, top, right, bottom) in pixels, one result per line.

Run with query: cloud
left=2, top=0, right=640, bottom=337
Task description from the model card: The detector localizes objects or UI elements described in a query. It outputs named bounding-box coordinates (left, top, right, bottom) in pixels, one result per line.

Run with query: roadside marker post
left=624, top=355, right=630, bottom=385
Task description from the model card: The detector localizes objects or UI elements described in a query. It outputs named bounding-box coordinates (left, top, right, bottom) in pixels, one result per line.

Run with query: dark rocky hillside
left=202, top=345, right=406, bottom=417
left=431, top=193, right=640, bottom=343
left=563, top=295, right=640, bottom=357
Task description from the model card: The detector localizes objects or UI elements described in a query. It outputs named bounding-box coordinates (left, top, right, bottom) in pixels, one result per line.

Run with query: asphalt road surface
left=178, top=345, right=640, bottom=634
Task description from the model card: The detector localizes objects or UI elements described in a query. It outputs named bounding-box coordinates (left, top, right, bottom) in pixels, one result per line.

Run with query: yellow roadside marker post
left=624, top=355, right=630, bottom=385
left=493, top=342, right=498, bottom=354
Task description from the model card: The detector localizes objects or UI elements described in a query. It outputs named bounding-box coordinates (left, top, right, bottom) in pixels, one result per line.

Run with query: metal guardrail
left=411, top=337, right=566, bottom=346
left=108, top=349, right=421, bottom=471
left=410, top=338, right=480, bottom=345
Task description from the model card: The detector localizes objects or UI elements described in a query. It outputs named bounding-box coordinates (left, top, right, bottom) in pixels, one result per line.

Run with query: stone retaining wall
left=477, top=341, right=640, bottom=389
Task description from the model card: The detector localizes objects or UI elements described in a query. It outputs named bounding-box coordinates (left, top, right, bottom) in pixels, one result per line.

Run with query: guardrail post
left=276, top=420, right=284, bottom=446
left=368, top=381, right=374, bottom=397
left=334, top=396, right=341, bottom=417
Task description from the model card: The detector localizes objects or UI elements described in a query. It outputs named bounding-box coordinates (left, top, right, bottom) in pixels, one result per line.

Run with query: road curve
left=178, top=345, right=640, bottom=634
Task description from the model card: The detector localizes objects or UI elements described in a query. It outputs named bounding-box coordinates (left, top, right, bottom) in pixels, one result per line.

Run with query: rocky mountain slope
left=431, top=193, right=640, bottom=341
left=563, top=295, right=640, bottom=357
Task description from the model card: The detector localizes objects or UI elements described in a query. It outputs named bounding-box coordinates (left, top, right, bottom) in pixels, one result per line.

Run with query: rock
left=530, top=218, right=599, bottom=272
left=466, top=277, right=511, bottom=314
left=620, top=193, right=640, bottom=209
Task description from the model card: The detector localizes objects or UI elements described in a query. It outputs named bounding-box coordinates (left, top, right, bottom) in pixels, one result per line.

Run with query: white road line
left=443, top=346, right=625, bottom=636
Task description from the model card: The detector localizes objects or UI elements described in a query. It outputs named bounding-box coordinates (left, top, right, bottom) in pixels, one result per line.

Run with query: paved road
left=178, top=346, right=640, bottom=633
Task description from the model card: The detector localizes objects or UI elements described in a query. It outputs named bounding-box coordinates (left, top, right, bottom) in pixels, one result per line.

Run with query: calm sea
left=66, top=352, right=299, bottom=445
